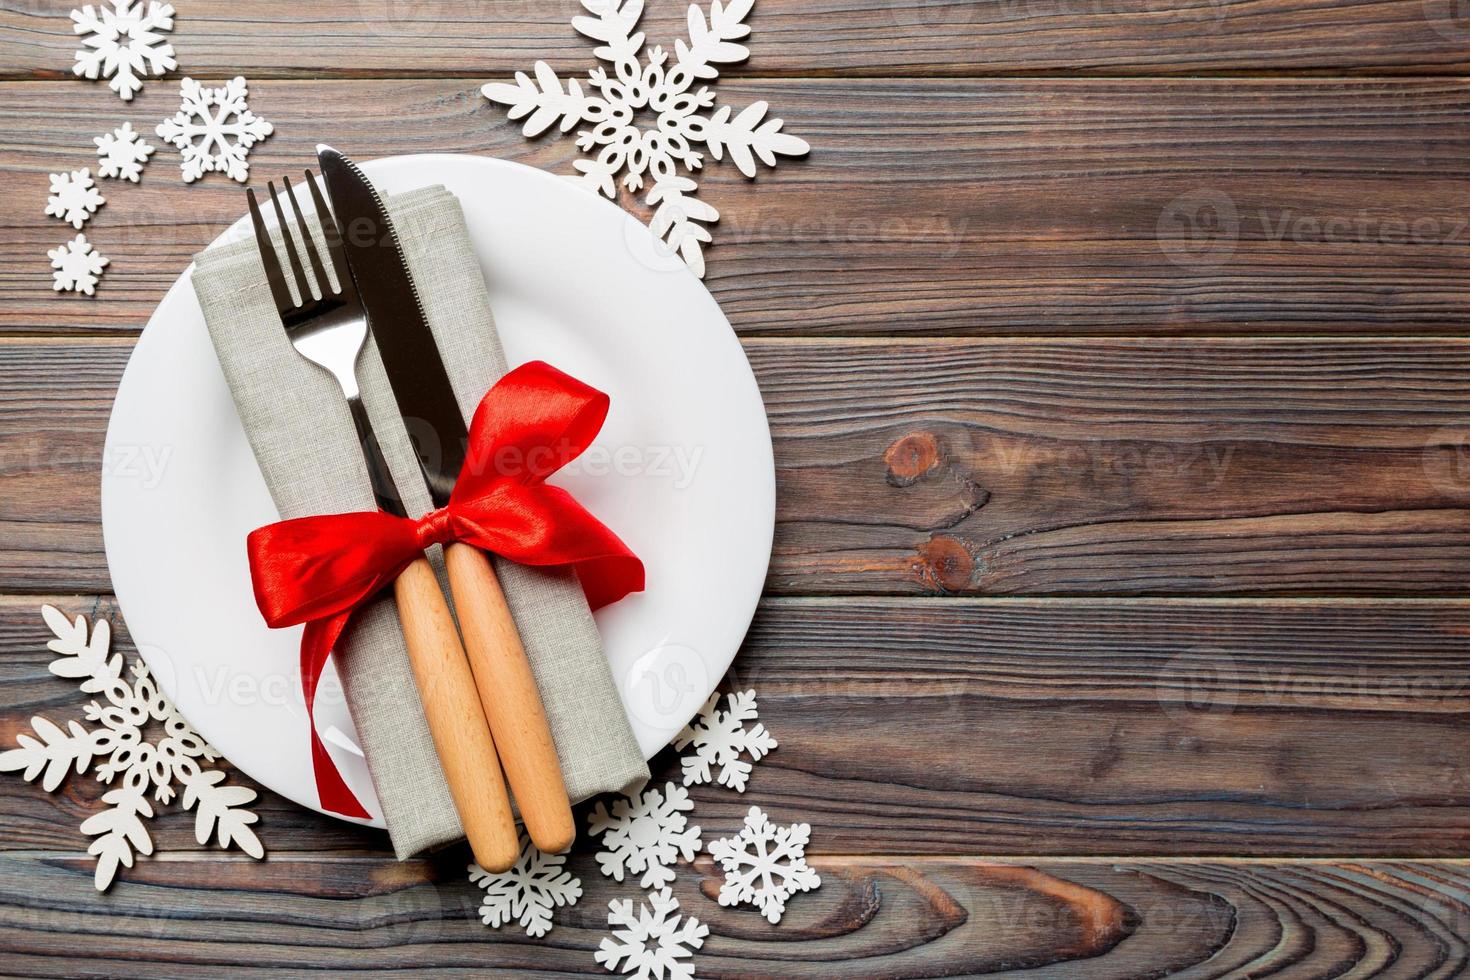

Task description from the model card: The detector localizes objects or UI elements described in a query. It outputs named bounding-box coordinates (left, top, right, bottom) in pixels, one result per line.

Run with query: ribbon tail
left=576, top=554, right=646, bottom=610
left=301, top=614, right=372, bottom=820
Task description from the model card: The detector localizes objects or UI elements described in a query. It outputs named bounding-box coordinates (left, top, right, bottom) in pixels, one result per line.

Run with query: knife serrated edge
left=335, top=152, right=442, bottom=382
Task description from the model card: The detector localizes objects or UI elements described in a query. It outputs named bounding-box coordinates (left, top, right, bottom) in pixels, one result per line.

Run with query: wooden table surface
left=3, top=1, right=1470, bottom=976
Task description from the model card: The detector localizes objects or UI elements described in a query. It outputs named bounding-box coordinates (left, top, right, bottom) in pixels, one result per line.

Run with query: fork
left=247, top=174, right=520, bottom=873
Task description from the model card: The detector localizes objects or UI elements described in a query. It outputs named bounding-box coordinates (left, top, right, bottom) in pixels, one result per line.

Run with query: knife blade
left=318, top=145, right=576, bottom=854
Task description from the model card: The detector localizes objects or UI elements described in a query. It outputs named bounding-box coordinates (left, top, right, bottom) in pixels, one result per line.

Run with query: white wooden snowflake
left=48, top=234, right=109, bottom=295
left=45, top=168, right=105, bottom=229
left=71, top=0, right=177, bottom=102
left=595, top=887, right=708, bottom=980
left=0, top=607, right=264, bottom=890
left=482, top=0, right=809, bottom=278
left=707, top=805, right=819, bottom=924
left=156, top=76, right=274, bottom=184
left=673, top=689, right=775, bottom=792
left=588, top=780, right=702, bottom=889
left=95, top=121, right=154, bottom=181
left=468, top=831, right=583, bottom=938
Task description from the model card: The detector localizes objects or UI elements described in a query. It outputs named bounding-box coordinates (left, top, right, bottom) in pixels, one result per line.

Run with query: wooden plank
left=733, top=596, right=1470, bottom=855
left=0, top=341, right=124, bottom=595
left=0, top=852, right=1466, bottom=976
left=756, top=337, right=1470, bottom=596
left=4, top=79, right=1470, bottom=336
left=4, top=596, right=1468, bottom=857
left=5, top=338, right=1470, bottom=597
left=3, top=0, right=1468, bottom=78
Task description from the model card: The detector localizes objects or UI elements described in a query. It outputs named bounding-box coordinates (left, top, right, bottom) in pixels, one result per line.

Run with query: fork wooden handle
left=393, top=555, right=520, bottom=872
left=445, top=542, right=576, bottom=854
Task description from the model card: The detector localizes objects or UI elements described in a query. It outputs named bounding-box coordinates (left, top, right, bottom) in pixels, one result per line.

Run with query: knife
left=318, top=145, right=576, bottom=854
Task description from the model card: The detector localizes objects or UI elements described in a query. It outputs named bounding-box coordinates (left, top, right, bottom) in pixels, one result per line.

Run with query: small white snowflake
left=156, top=76, right=274, bottom=184
left=468, top=831, right=583, bottom=938
left=45, top=168, right=105, bottom=229
left=707, top=805, right=820, bottom=924
left=48, top=234, right=109, bottom=295
left=0, top=607, right=263, bottom=889
left=673, top=689, right=775, bottom=792
left=95, top=121, right=154, bottom=181
left=71, top=0, right=177, bottom=102
left=588, top=781, right=702, bottom=889
left=482, top=0, right=809, bottom=277
left=595, top=887, right=708, bottom=980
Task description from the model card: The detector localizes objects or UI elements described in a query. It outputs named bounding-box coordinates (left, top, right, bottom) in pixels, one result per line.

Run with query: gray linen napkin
left=192, top=184, right=648, bottom=857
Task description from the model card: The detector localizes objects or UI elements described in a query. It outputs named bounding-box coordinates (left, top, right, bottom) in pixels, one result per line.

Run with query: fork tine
left=282, top=174, right=332, bottom=297
left=246, top=188, right=293, bottom=315
left=304, top=170, right=352, bottom=297
left=267, top=180, right=313, bottom=304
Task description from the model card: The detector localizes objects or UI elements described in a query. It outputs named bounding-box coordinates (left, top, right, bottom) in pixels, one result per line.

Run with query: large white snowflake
left=482, top=0, right=809, bottom=278
left=45, top=168, right=105, bottom=229
left=156, top=76, right=274, bottom=184
left=0, top=607, right=264, bottom=889
left=95, top=121, right=155, bottom=181
left=468, top=831, right=583, bottom=938
left=707, top=805, right=820, bottom=924
left=673, top=688, right=775, bottom=792
left=595, top=887, right=709, bottom=980
left=71, top=0, right=177, bottom=102
left=588, top=780, right=702, bottom=889
left=48, top=234, right=109, bottom=295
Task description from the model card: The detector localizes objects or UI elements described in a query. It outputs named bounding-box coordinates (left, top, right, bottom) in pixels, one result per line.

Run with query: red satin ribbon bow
left=246, top=360, right=644, bottom=818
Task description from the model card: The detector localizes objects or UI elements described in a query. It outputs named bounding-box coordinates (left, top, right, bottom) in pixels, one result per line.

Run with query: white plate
left=100, top=154, right=774, bottom=827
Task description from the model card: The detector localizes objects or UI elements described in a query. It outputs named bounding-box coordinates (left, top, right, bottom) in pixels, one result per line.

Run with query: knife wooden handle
left=393, top=554, right=520, bottom=872
left=445, top=542, right=576, bottom=854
